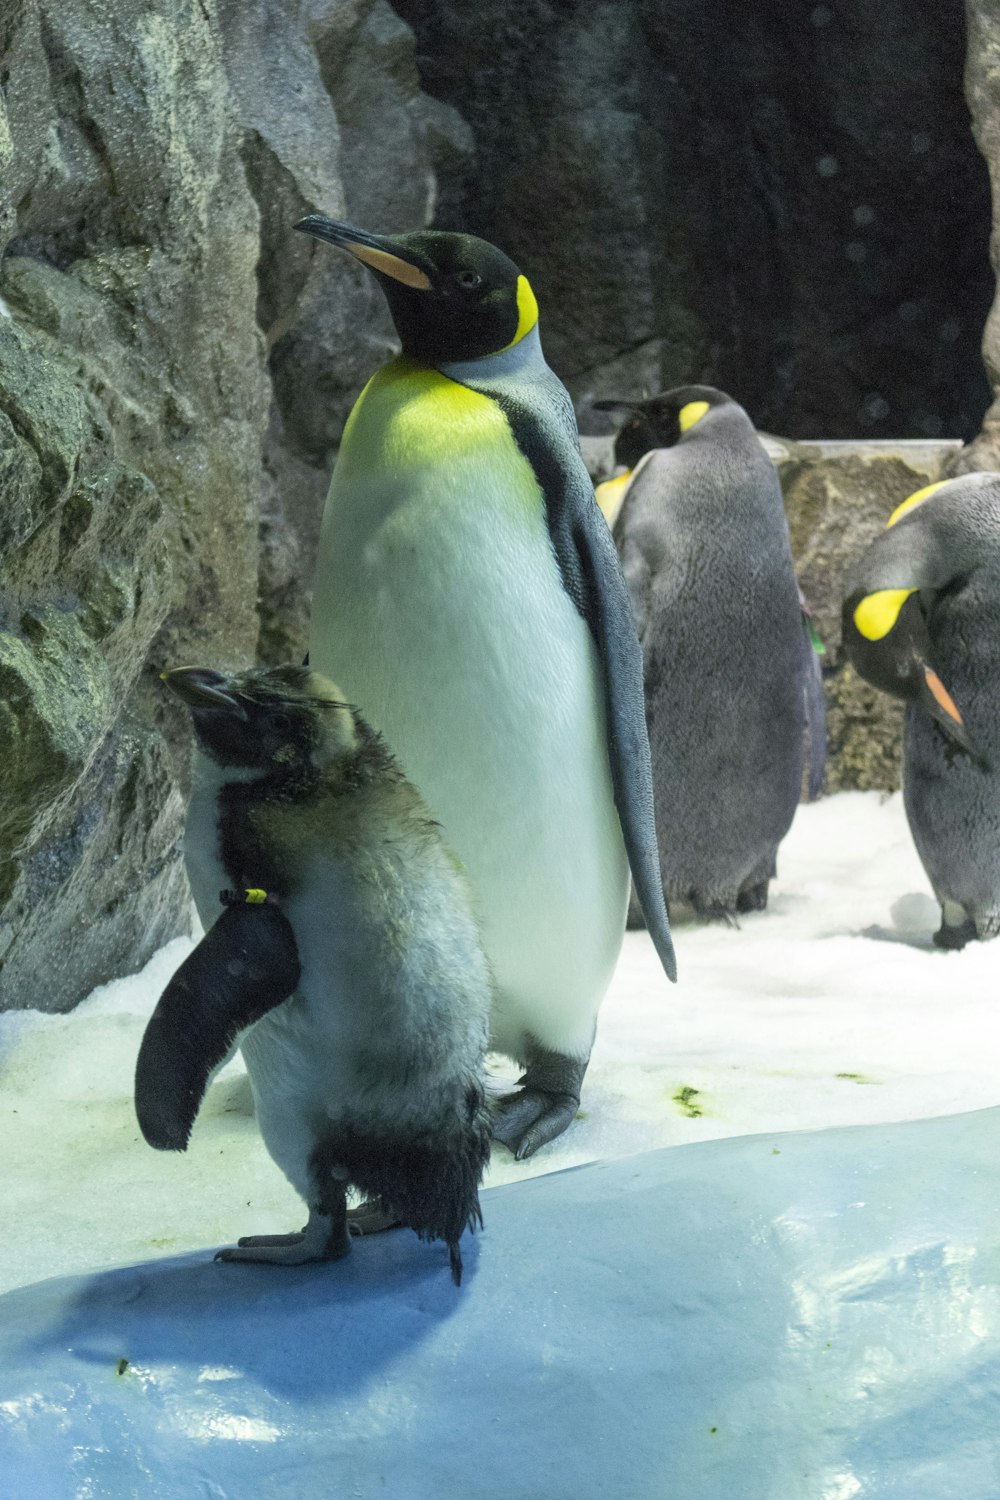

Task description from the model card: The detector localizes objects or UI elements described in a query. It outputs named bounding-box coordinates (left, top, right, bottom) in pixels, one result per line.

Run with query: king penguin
left=842, top=473, right=1000, bottom=948
left=136, top=664, right=492, bottom=1283
left=595, top=385, right=824, bottom=917
left=294, top=215, right=676, bottom=1159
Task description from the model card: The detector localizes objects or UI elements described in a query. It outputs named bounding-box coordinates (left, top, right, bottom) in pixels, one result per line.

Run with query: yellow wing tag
left=853, top=588, right=917, bottom=641
left=244, top=888, right=268, bottom=904
left=678, top=400, right=710, bottom=433
left=887, top=480, right=948, bottom=528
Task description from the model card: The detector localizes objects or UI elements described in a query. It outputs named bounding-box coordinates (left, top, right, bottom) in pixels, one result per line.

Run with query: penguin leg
left=933, top=900, right=977, bottom=951
left=216, top=1175, right=352, bottom=1266
left=492, top=1043, right=587, bottom=1161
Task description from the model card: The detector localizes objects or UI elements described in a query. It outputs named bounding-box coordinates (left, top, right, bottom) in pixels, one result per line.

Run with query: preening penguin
left=842, top=474, right=1000, bottom=949
left=597, top=385, right=822, bottom=918
left=136, top=665, right=492, bottom=1284
left=294, top=214, right=676, bottom=1159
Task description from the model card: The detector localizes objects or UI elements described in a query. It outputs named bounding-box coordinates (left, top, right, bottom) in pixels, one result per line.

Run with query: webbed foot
left=736, top=880, right=769, bottom=914
left=933, top=916, right=977, bottom=951
left=491, top=1046, right=588, bottom=1160
left=347, top=1201, right=402, bottom=1237
left=216, top=1207, right=350, bottom=1265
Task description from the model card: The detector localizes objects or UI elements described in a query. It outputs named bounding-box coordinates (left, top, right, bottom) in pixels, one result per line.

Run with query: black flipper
left=484, top=389, right=677, bottom=982
left=135, top=900, right=301, bottom=1151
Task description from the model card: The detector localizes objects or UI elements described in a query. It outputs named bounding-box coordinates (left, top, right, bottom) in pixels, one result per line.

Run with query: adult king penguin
left=842, top=473, right=1000, bottom=949
left=595, top=385, right=824, bottom=918
left=137, top=665, right=492, bottom=1283
left=295, top=215, right=676, bottom=1159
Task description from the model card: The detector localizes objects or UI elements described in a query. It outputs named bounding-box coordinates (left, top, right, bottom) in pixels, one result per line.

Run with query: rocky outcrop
left=394, top=0, right=992, bottom=445
left=0, top=0, right=466, bottom=1011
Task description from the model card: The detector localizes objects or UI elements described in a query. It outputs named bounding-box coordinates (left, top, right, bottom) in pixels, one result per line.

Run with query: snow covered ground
left=2, top=789, right=999, bottom=1295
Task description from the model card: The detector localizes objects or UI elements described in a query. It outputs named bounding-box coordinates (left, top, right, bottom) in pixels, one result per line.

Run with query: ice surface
left=1, top=1111, right=998, bottom=1499
left=1, top=791, right=999, bottom=1495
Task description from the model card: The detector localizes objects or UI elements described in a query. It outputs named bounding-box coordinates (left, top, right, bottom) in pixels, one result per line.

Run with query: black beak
left=161, top=667, right=247, bottom=718
left=293, top=215, right=433, bottom=290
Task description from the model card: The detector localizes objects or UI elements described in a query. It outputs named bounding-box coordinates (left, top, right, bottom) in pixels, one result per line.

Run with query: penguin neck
left=437, top=324, right=548, bottom=385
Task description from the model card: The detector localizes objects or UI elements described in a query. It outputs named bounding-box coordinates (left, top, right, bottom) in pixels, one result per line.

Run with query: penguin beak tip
left=161, top=666, right=246, bottom=716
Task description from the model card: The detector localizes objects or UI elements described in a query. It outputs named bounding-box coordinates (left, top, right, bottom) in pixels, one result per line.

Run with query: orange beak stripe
left=342, top=242, right=432, bottom=290
left=924, top=667, right=964, bottom=726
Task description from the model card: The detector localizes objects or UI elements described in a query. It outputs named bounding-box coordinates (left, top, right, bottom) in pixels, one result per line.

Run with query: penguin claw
left=491, top=1088, right=580, bottom=1160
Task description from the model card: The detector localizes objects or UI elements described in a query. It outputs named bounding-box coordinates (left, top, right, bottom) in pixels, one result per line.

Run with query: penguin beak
left=294, top=215, right=433, bottom=291
left=161, top=667, right=248, bottom=719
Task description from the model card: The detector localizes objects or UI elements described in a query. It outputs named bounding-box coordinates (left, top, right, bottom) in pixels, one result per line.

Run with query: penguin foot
left=491, top=1047, right=588, bottom=1159
left=736, top=881, right=769, bottom=914
left=347, top=1200, right=403, bottom=1237
left=492, top=1088, right=581, bottom=1159
left=216, top=1208, right=351, bottom=1265
left=933, top=916, right=977, bottom=951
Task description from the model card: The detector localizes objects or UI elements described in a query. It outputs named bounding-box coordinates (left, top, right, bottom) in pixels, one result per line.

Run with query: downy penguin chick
left=598, top=385, right=824, bottom=918
left=136, top=664, right=493, bottom=1284
left=842, top=474, right=1000, bottom=949
left=294, top=214, right=676, bottom=1160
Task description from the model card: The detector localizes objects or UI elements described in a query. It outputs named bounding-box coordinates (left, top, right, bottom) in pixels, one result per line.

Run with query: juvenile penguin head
left=595, top=385, right=738, bottom=469
left=294, top=216, right=538, bottom=365
left=162, top=665, right=359, bottom=778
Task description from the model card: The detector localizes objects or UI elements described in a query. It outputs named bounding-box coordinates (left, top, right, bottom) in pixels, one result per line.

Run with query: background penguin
left=293, top=215, right=676, bottom=1160
left=136, top=664, right=492, bottom=1284
left=842, top=473, right=1000, bottom=949
left=596, top=385, right=824, bottom=918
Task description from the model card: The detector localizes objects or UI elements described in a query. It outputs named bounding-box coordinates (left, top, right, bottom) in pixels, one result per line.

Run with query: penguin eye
left=268, top=712, right=292, bottom=732
left=455, top=270, right=481, bottom=291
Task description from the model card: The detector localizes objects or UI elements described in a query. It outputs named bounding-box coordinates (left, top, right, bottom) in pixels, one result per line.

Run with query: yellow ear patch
left=595, top=469, right=633, bottom=525
left=678, top=400, right=710, bottom=433
left=505, top=275, right=539, bottom=349
left=342, top=242, right=432, bottom=290
left=887, top=480, right=948, bottom=528
left=853, top=587, right=918, bottom=641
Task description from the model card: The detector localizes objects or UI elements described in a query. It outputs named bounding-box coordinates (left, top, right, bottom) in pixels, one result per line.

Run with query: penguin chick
left=293, top=214, right=676, bottom=1160
left=601, top=385, right=823, bottom=917
left=137, top=664, right=493, bottom=1284
left=842, top=474, right=1000, bottom=949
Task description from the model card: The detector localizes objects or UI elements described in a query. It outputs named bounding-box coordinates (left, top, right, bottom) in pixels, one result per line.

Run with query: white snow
left=2, top=789, right=999, bottom=1295
left=3, top=789, right=1000, bottom=1498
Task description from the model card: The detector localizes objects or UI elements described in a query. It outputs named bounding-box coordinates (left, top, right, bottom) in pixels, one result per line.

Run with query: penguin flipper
left=798, top=587, right=827, bottom=800
left=485, top=392, right=676, bottom=982
left=135, top=902, right=301, bottom=1152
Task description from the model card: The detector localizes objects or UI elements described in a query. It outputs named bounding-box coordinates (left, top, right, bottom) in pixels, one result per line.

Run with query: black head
left=841, top=588, right=988, bottom=770
left=294, top=217, right=539, bottom=366
left=594, top=385, right=737, bottom=469
left=162, top=665, right=359, bottom=778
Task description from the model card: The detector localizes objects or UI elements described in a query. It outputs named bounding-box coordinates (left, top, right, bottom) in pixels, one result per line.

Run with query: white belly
left=310, top=439, right=629, bottom=1058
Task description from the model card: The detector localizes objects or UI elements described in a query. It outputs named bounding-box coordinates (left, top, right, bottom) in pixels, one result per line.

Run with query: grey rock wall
left=393, top=0, right=992, bottom=446
left=0, top=0, right=465, bottom=1010
left=956, top=0, right=1000, bottom=473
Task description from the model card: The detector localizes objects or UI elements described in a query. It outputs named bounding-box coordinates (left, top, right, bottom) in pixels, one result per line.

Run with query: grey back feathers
left=843, top=474, right=1000, bottom=945
left=613, top=390, right=809, bottom=917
